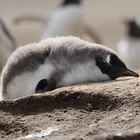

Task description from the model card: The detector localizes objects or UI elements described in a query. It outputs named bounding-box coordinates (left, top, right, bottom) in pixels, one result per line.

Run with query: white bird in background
left=14, top=0, right=102, bottom=44
left=117, top=16, right=140, bottom=70
left=0, top=19, right=16, bottom=71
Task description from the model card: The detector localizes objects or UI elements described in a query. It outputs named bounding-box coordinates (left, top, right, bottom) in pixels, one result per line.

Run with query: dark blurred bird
left=0, top=18, right=16, bottom=70
left=14, top=0, right=102, bottom=43
left=118, top=16, right=140, bottom=70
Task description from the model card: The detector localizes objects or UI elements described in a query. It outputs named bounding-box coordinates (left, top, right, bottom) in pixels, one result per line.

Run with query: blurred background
left=0, top=0, right=140, bottom=49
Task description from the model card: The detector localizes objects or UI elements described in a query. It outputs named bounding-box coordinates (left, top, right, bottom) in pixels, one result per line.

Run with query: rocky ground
left=0, top=77, right=140, bottom=140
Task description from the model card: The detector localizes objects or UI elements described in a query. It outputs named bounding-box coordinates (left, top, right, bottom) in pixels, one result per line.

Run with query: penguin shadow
left=0, top=87, right=124, bottom=116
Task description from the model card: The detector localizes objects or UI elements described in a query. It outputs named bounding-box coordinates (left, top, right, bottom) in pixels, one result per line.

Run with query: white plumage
left=118, top=38, right=140, bottom=69
left=41, top=5, right=84, bottom=39
left=117, top=16, right=140, bottom=70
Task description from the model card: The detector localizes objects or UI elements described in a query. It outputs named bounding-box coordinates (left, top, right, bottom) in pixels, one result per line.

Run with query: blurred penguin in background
left=0, top=18, right=16, bottom=71
left=118, top=16, right=140, bottom=70
left=14, top=0, right=102, bottom=44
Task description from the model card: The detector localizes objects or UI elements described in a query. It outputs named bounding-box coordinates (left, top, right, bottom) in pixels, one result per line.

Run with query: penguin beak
left=119, top=69, right=139, bottom=77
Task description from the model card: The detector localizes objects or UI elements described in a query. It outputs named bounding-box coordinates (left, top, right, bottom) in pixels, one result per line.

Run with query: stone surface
left=0, top=77, right=140, bottom=140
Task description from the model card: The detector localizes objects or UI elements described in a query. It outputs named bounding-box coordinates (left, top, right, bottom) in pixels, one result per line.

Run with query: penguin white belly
left=117, top=39, right=128, bottom=63
left=58, top=62, right=110, bottom=87
left=41, top=6, right=84, bottom=39
left=118, top=39, right=140, bottom=69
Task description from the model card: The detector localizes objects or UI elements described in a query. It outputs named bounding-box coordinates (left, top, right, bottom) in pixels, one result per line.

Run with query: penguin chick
left=0, top=36, right=138, bottom=100
left=0, top=18, right=16, bottom=71
left=118, top=16, right=140, bottom=69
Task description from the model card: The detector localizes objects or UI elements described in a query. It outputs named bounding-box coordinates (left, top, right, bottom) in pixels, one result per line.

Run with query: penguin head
left=95, top=51, right=139, bottom=80
left=126, top=16, right=140, bottom=38
left=61, top=0, right=82, bottom=6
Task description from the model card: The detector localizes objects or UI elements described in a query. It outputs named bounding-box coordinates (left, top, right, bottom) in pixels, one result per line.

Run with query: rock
left=0, top=77, right=140, bottom=140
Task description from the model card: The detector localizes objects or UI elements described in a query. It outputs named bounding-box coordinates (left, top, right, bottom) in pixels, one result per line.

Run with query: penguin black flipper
left=35, top=78, right=56, bottom=93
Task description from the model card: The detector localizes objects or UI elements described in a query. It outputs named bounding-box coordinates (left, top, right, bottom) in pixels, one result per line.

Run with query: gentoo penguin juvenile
left=0, top=36, right=138, bottom=100
left=118, top=16, right=140, bottom=70
left=0, top=19, right=16, bottom=71
left=14, top=0, right=102, bottom=43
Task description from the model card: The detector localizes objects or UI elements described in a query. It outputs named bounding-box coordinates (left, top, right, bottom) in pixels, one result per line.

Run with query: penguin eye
left=35, top=79, right=48, bottom=93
